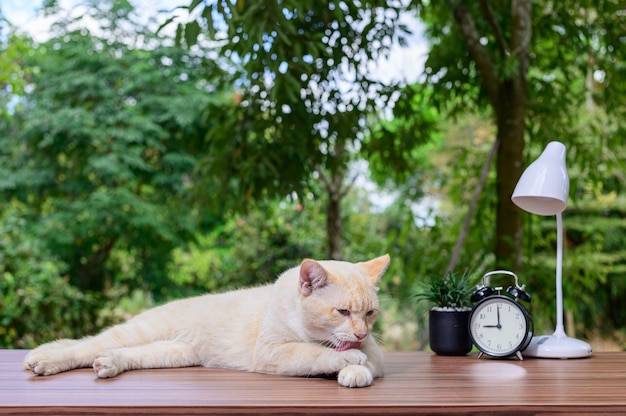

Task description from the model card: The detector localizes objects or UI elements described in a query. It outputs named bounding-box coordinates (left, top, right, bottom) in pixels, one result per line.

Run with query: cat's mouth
left=334, top=341, right=362, bottom=352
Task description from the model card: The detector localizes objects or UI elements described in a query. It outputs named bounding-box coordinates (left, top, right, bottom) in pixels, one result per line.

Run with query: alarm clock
left=469, top=270, right=534, bottom=360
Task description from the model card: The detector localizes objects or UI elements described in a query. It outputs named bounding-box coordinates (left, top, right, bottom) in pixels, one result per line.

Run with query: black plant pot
left=428, top=309, right=472, bottom=356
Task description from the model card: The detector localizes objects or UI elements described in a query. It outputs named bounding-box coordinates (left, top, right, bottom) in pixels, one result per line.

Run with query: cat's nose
left=355, top=333, right=367, bottom=340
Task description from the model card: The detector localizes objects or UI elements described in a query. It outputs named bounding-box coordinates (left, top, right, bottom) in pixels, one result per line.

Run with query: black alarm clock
left=469, top=270, right=534, bottom=360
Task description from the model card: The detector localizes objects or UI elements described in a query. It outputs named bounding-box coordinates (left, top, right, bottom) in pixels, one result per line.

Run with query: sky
left=2, top=0, right=427, bottom=85
left=1, top=0, right=182, bottom=40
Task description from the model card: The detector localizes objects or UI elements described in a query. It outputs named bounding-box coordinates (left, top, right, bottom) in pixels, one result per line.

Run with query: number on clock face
left=469, top=297, right=529, bottom=356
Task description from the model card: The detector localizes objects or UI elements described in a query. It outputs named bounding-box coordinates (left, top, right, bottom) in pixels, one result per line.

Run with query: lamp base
left=523, top=333, right=592, bottom=359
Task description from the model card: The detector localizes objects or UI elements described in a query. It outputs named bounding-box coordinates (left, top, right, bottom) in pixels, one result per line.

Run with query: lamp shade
left=511, top=141, right=569, bottom=216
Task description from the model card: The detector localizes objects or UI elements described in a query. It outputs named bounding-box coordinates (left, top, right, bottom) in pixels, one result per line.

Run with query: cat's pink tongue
left=335, top=341, right=362, bottom=352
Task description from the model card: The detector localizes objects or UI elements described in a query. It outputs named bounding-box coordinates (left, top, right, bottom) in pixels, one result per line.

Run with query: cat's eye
left=337, top=309, right=351, bottom=317
left=366, top=309, right=377, bottom=317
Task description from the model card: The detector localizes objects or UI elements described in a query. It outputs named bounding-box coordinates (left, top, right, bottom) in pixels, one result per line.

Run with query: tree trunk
left=494, top=79, right=526, bottom=270
left=75, top=238, right=116, bottom=292
left=453, top=0, right=531, bottom=270
left=447, top=138, right=500, bottom=272
left=326, top=187, right=342, bottom=260
left=493, top=0, right=531, bottom=270
left=319, top=134, right=353, bottom=260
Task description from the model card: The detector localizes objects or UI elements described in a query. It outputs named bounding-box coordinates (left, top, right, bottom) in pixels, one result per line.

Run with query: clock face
left=469, top=296, right=531, bottom=357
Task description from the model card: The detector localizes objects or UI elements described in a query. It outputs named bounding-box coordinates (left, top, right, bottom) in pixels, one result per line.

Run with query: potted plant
left=415, top=271, right=474, bottom=356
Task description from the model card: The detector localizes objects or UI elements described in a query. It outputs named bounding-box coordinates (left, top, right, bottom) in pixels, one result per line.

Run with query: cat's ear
left=299, top=259, right=329, bottom=296
left=359, top=254, right=391, bottom=283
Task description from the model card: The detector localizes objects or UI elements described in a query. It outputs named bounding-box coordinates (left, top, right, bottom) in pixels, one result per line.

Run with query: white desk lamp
left=511, top=141, right=592, bottom=358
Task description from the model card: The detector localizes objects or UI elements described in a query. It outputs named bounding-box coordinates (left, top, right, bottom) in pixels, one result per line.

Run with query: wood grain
left=2, top=350, right=626, bottom=415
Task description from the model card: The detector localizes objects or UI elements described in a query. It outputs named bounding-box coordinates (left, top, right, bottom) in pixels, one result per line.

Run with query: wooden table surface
left=1, top=349, right=625, bottom=415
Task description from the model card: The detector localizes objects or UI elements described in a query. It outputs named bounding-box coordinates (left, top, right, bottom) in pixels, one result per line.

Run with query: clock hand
left=496, top=305, right=501, bottom=329
left=481, top=308, right=503, bottom=329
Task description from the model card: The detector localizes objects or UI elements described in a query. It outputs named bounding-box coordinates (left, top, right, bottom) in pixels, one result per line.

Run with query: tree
left=412, top=0, right=625, bottom=269
left=0, top=2, right=215, bottom=295
left=0, top=28, right=33, bottom=120
left=172, top=0, right=435, bottom=259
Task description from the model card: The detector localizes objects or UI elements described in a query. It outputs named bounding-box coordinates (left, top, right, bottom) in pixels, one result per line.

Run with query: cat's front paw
left=93, top=352, right=123, bottom=378
left=339, top=348, right=368, bottom=366
left=338, top=364, right=374, bottom=387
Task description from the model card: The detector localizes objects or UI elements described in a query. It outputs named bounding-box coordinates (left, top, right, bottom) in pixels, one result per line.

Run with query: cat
left=24, top=254, right=390, bottom=388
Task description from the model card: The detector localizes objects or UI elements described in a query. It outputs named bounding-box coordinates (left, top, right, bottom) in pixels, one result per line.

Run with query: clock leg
left=515, top=351, right=524, bottom=361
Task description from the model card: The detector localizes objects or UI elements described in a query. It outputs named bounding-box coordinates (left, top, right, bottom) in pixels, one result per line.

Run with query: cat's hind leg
left=26, top=310, right=179, bottom=376
left=25, top=321, right=153, bottom=376
left=25, top=336, right=97, bottom=376
left=23, top=339, right=83, bottom=370
left=93, top=340, right=198, bottom=378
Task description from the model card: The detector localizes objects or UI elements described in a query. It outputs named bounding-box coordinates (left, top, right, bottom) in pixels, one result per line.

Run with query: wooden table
left=1, top=350, right=625, bottom=415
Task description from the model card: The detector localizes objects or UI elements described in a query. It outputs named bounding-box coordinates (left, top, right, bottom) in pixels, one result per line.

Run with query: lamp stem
left=554, top=212, right=566, bottom=337
left=522, top=210, right=591, bottom=358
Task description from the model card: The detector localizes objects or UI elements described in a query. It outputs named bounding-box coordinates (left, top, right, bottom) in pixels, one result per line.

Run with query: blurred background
left=0, top=0, right=624, bottom=351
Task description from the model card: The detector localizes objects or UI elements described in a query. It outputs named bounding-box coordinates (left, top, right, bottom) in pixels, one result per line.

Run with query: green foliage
left=414, top=271, right=474, bottom=309
left=0, top=20, right=212, bottom=293
left=0, top=32, right=33, bottom=119
left=193, top=91, right=320, bottom=212
left=0, top=210, right=98, bottom=348
left=168, top=199, right=325, bottom=296
left=168, top=188, right=397, bottom=294
left=401, top=0, right=624, bottom=346
left=412, top=0, right=625, bottom=272
left=171, top=0, right=426, bottom=211
left=365, top=84, right=442, bottom=186
left=413, top=1, right=483, bottom=116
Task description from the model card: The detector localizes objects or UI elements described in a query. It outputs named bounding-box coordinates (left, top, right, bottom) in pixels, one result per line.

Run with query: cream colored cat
left=24, top=254, right=389, bottom=388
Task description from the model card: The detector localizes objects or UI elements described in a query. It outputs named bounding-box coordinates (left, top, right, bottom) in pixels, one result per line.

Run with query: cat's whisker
left=318, top=338, right=335, bottom=349
left=315, top=333, right=340, bottom=350
left=371, top=332, right=385, bottom=345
